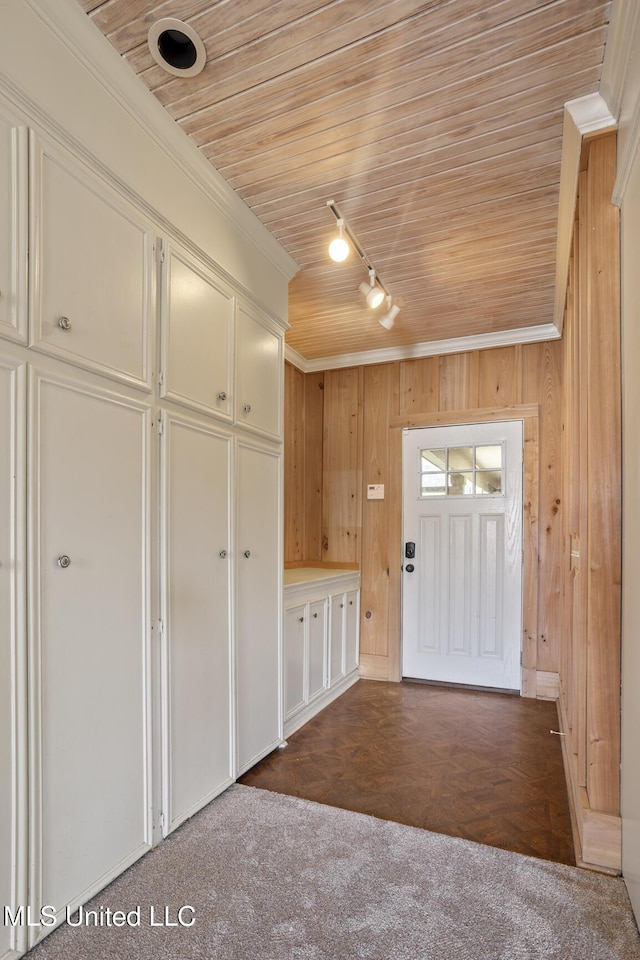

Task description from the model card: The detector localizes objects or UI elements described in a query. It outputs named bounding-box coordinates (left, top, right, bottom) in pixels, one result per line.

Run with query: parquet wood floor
left=239, top=679, right=575, bottom=866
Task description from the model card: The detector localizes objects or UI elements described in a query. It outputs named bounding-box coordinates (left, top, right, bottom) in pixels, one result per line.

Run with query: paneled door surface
left=402, top=421, right=523, bottom=691
left=161, top=412, right=232, bottom=834
left=29, top=372, right=151, bottom=939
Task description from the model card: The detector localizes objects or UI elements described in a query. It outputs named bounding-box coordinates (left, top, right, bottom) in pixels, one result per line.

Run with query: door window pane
left=475, top=445, right=502, bottom=470
left=421, top=472, right=446, bottom=496
left=476, top=470, right=502, bottom=494
left=448, top=472, right=473, bottom=495
left=448, top=447, right=473, bottom=471
left=421, top=449, right=446, bottom=472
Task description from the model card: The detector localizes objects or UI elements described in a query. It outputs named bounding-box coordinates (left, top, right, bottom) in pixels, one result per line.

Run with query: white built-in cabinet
left=0, top=106, right=285, bottom=956
left=283, top=571, right=360, bottom=738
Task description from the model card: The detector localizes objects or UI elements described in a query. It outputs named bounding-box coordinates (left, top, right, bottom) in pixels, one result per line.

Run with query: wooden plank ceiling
left=78, top=0, right=610, bottom=360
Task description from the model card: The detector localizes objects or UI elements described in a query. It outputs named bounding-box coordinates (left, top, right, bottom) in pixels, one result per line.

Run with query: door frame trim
left=374, top=403, right=540, bottom=697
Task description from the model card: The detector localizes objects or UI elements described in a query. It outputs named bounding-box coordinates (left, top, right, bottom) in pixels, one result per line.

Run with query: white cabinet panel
left=284, top=605, right=306, bottom=720
left=236, top=304, right=282, bottom=440
left=329, top=593, right=346, bottom=685
left=29, top=372, right=151, bottom=939
left=236, top=441, right=281, bottom=772
left=0, top=358, right=26, bottom=960
left=0, top=113, right=27, bottom=345
left=308, top=599, right=327, bottom=702
left=345, top=590, right=360, bottom=676
left=161, top=412, right=232, bottom=834
left=29, top=135, right=153, bottom=388
left=161, top=245, right=233, bottom=420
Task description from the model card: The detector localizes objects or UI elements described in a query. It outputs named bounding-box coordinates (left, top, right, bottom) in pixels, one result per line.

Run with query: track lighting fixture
left=328, top=219, right=350, bottom=262
left=359, top=270, right=385, bottom=309
left=379, top=297, right=400, bottom=330
left=326, top=200, right=399, bottom=330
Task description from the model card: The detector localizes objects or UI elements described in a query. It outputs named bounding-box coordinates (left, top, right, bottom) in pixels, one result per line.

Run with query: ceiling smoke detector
left=147, top=18, right=206, bottom=78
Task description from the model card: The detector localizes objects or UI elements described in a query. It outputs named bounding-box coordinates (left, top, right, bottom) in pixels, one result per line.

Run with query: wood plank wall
left=558, top=131, right=622, bottom=871
left=284, top=339, right=564, bottom=684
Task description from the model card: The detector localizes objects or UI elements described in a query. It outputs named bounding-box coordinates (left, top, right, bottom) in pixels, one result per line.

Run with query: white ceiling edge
left=553, top=92, right=617, bottom=336
left=24, top=0, right=299, bottom=283
left=285, top=323, right=560, bottom=373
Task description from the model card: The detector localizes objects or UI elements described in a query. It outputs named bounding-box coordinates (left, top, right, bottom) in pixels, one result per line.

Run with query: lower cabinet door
left=308, top=599, right=327, bottom=701
left=329, top=593, right=346, bottom=685
left=161, top=413, right=232, bottom=834
left=345, top=590, right=359, bottom=675
left=236, top=441, right=281, bottom=772
left=284, top=605, right=306, bottom=720
left=30, top=371, right=152, bottom=942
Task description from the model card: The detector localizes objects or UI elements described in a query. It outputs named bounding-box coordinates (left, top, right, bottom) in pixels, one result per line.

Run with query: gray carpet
left=28, top=784, right=640, bottom=960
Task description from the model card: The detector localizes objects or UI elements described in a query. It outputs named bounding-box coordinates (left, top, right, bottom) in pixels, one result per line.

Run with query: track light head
left=379, top=302, right=400, bottom=330
left=328, top=219, right=349, bottom=262
left=359, top=269, right=384, bottom=309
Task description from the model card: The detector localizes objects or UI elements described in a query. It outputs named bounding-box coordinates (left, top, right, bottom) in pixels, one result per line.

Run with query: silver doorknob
left=243, top=550, right=251, bottom=559
left=219, top=549, right=228, bottom=558
left=217, top=391, right=227, bottom=402
left=58, top=316, right=71, bottom=331
left=243, top=403, right=252, bottom=414
left=57, top=555, right=71, bottom=568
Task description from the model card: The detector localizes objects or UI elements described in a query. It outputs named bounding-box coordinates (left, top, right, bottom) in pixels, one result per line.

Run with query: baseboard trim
left=359, top=654, right=393, bottom=681
left=536, top=670, right=560, bottom=700
left=284, top=670, right=359, bottom=738
left=557, top=692, right=622, bottom=874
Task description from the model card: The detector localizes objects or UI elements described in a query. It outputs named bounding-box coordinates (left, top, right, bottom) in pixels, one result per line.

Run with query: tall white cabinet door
left=235, top=441, right=281, bottom=772
left=329, top=593, right=345, bottom=685
left=29, top=135, right=153, bottom=389
left=29, top=372, right=151, bottom=941
left=161, top=412, right=232, bottom=834
left=160, top=245, right=234, bottom=421
left=235, top=305, right=282, bottom=441
left=0, top=113, right=27, bottom=345
left=0, top=359, right=26, bottom=960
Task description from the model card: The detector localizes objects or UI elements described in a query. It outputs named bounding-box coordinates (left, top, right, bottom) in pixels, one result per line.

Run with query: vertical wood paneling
left=304, top=372, right=324, bottom=562
left=522, top=414, right=539, bottom=697
left=399, top=356, right=439, bottom=414
left=576, top=171, right=589, bottom=789
left=477, top=346, right=519, bottom=408
left=321, top=368, right=362, bottom=563
left=284, top=362, right=305, bottom=562
left=360, top=365, right=395, bottom=659
left=439, top=351, right=479, bottom=411
left=585, top=134, right=621, bottom=816
left=521, top=339, right=564, bottom=673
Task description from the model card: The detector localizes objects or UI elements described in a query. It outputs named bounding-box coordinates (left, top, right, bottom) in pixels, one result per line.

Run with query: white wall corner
left=601, top=0, right=640, bottom=205
left=553, top=93, right=617, bottom=333
left=22, top=0, right=299, bottom=284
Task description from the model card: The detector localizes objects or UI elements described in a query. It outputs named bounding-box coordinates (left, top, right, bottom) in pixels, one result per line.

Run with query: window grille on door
left=419, top=444, right=504, bottom=498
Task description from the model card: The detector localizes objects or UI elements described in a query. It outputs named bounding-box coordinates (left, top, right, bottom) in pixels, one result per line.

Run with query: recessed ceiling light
left=147, top=18, right=206, bottom=78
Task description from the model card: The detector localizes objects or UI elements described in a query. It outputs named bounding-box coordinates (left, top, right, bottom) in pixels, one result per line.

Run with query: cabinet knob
left=57, top=555, right=71, bottom=568
left=58, top=316, right=72, bottom=331
left=243, top=550, right=251, bottom=559
left=243, top=403, right=252, bottom=414
left=217, top=391, right=227, bottom=402
left=298, top=616, right=304, bottom=623
left=349, top=600, right=353, bottom=605
left=340, top=602, right=344, bottom=608
left=313, top=612, right=318, bottom=619
left=219, top=549, right=228, bottom=559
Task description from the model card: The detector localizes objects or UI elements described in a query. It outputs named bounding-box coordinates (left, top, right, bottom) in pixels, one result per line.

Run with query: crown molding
left=23, top=0, right=299, bottom=282
left=285, top=323, right=560, bottom=373
left=553, top=93, right=617, bottom=334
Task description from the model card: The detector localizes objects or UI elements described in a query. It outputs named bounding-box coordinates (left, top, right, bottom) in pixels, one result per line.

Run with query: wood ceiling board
left=80, top=0, right=610, bottom=360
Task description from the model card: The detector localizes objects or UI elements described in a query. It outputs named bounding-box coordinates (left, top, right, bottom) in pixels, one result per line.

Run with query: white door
left=29, top=372, right=151, bottom=938
left=160, top=412, right=232, bottom=835
left=402, top=420, right=523, bottom=690
left=235, top=440, right=281, bottom=773
left=0, top=359, right=26, bottom=960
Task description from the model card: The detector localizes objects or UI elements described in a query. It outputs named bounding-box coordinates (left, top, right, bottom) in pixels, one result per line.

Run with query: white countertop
left=284, top=567, right=360, bottom=587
